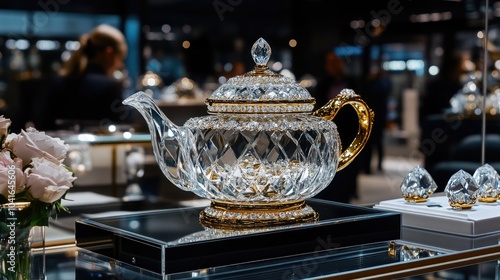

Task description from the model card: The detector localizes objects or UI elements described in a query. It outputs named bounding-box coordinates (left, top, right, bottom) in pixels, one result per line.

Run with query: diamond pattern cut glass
left=473, top=163, right=500, bottom=203
left=400, top=166, right=437, bottom=203
left=445, top=170, right=479, bottom=209
left=185, top=115, right=339, bottom=201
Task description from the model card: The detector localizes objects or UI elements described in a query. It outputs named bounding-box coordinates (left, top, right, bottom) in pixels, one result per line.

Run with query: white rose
left=0, top=151, right=25, bottom=198
left=0, top=116, right=11, bottom=139
left=25, top=157, right=76, bottom=203
left=6, top=127, right=69, bottom=166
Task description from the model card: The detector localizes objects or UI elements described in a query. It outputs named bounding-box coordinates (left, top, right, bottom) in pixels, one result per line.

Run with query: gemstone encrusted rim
left=206, top=101, right=315, bottom=114
left=201, top=204, right=316, bottom=221
left=199, top=199, right=320, bottom=229
left=184, top=114, right=337, bottom=131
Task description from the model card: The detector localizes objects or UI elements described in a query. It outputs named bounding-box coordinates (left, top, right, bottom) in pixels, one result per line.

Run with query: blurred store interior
left=0, top=0, right=499, bottom=211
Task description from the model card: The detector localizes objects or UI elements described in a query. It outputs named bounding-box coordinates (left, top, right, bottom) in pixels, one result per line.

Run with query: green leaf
left=0, top=220, right=8, bottom=233
left=29, top=201, right=52, bottom=227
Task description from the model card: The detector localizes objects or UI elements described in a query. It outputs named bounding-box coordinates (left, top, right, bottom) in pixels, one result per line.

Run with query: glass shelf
left=45, top=199, right=500, bottom=279
left=60, top=239, right=500, bottom=279
left=74, top=241, right=439, bottom=279
left=75, top=198, right=401, bottom=274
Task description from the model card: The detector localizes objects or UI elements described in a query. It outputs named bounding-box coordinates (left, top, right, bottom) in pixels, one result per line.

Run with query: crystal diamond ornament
left=444, top=170, right=479, bottom=209
left=251, top=37, right=271, bottom=66
left=400, top=166, right=438, bottom=203
left=473, top=163, right=500, bottom=203
left=400, top=245, right=438, bottom=261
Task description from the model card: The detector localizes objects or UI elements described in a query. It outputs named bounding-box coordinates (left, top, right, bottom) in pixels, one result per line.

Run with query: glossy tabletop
left=42, top=199, right=500, bottom=279
left=45, top=238, right=500, bottom=279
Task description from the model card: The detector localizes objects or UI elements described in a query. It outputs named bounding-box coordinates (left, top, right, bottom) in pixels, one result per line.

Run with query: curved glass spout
left=122, top=91, right=195, bottom=191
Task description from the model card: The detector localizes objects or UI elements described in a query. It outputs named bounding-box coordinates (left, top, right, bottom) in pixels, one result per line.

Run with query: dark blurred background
left=1, top=0, right=499, bottom=201
left=0, top=0, right=494, bottom=121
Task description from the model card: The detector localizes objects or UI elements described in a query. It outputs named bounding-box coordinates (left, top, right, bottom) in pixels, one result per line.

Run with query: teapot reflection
left=123, top=38, right=374, bottom=230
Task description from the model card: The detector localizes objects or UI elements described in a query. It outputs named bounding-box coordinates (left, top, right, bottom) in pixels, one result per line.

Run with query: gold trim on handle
left=312, top=89, right=374, bottom=171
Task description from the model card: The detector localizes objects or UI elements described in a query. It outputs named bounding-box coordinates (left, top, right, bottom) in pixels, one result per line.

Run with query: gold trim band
left=449, top=202, right=475, bottom=210
left=478, top=196, right=498, bottom=203
left=243, top=65, right=281, bottom=77
left=404, top=196, right=428, bottom=203
left=199, top=200, right=318, bottom=230
left=206, top=99, right=316, bottom=105
left=206, top=101, right=315, bottom=114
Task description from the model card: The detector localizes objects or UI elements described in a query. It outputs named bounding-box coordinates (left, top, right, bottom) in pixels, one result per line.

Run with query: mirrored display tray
left=75, top=198, right=401, bottom=275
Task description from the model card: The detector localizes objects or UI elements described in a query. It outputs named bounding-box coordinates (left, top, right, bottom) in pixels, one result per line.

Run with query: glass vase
left=0, top=203, right=46, bottom=280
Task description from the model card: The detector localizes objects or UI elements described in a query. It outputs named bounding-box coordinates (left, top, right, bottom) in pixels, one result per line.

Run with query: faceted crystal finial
left=400, top=166, right=438, bottom=203
left=444, top=170, right=479, bottom=210
left=473, top=163, right=500, bottom=203
left=251, top=38, right=271, bottom=66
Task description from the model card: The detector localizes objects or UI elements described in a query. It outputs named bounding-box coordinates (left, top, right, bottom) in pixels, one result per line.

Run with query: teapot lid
left=206, top=38, right=315, bottom=114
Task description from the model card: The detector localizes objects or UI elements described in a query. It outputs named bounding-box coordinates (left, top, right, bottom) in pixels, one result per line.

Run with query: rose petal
left=26, top=173, right=57, bottom=199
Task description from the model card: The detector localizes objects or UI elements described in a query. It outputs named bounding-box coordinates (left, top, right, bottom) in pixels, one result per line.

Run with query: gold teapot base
left=199, top=200, right=318, bottom=230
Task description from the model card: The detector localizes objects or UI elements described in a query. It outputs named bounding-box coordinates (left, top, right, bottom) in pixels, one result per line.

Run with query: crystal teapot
left=123, top=38, right=374, bottom=230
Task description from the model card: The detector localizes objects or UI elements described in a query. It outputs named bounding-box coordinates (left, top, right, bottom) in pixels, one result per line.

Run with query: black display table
left=75, top=199, right=401, bottom=274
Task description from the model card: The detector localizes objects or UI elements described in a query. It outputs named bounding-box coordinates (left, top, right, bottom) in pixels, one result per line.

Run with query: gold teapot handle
left=312, top=89, right=374, bottom=171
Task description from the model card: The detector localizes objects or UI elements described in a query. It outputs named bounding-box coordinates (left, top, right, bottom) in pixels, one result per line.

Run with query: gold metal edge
left=449, top=202, right=476, bottom=209
left=478, top=196, right=498, bottom=203
left=242, top=65, right=281, bottom=77
left=206, top=100, right=317, bottom=114
left=199, top=212, right=318, bottom=230
left=320, top=245, right=500, bottom=279
left=206, top=99, right=316, bottom=105
left=403, top=196, right=428, bottom=203
left=313, top=92, right=374, bottom=171
left=211, top=199, right=307, bottom=210
left=199, top=200, right=319, bottom=230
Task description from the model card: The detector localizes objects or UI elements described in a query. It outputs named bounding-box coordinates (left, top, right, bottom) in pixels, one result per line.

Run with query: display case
left=74, top=198, right=401, bottom=274
left=68, top=197, right=499, bottom=279
left=60, top=133, right=152, bottom=196
left=44, top=229, right=500, bottom=279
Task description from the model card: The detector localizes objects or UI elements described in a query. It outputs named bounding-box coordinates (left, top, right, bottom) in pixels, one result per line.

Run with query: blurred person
left=362, top=67, right=392, bottom=174
left=314, top=51, right=361, bottom=203
left=43, top=24, right=129, bottom=130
